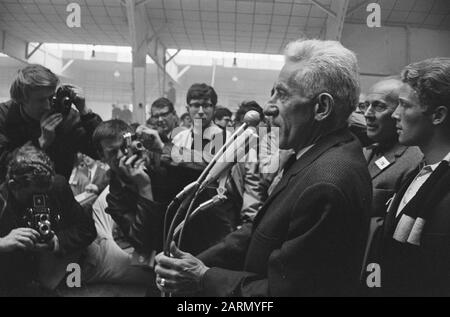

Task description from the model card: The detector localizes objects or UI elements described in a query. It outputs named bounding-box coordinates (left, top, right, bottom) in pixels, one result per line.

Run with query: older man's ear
left=314, top=93, right=334, bottom=122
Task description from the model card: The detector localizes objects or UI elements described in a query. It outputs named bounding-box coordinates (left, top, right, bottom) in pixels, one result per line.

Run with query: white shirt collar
left=424, top=151, right=450, bottom=172
left=296, top=144, right=315, bottom=160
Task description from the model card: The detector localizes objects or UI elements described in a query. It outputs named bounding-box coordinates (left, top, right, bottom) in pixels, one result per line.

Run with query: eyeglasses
left=189, top=102, right=214, bottom=109
left=151, top=110, right=172, bottom=120
left=358, top=101, right=389, bottom=113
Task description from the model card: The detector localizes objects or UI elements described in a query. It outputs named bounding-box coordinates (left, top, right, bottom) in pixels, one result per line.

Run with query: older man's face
left=364, top=80, right=401, bottom=144
left=265, top=61, right=316, bottom=151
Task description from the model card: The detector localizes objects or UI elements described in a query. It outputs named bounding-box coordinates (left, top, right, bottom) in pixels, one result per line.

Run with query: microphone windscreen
left=243, top=110, right=261, bottom=127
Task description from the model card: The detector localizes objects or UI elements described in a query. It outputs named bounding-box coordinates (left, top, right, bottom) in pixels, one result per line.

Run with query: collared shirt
left=171, top=123, right=229, bottom=163
left=267, top=144, right=315, bottom=196
left=396, top=151, right=450, bottom=216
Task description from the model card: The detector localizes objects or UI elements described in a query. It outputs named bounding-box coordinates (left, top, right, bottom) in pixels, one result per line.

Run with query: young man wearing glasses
left=171, top=83, right=227, bottom=164
left=362, top=77, right=422, bottom=217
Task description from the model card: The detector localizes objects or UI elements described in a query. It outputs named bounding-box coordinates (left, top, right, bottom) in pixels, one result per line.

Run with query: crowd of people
left=0, top=38, right=449, bottom=297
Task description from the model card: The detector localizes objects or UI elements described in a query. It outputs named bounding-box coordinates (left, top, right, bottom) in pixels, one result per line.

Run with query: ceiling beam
left=346, top=0, right=372, bottom=17
left=0, top=30, right=67, bottom=76
left=124, top=0, right=178, bottom=83
left=308, top=0, right=337, bottom=18
left=324, top=0, right=349, bottom=41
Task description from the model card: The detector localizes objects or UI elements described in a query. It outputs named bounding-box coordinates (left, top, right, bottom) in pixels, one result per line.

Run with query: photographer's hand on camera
left=65, top=84, right=91, bottom=116
left=0, top=228, right=39, bottom=252
left=38, top=113, right=63, bottom=149
left=119, top=155, right=153, bottom=201
left=135, top=125, right=165, bottom=152
left=33, top=234, right=58, bottom=253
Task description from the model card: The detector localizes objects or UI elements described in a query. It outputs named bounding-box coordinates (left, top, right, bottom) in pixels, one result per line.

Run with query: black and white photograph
left=0, top=0, right=449, bottom=300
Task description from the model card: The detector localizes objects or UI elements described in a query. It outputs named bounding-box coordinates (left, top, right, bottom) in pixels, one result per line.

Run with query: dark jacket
left=197, top=129, right=372, bottom=296
left=105, top=170, right=166, bottom=255
left=364, top=143, right=423, bottom=217
left=0, top=175, right=96, bottom=295
left=0, top=100, right=102, bottom=182
left=379, top=162, right=450, bottom=296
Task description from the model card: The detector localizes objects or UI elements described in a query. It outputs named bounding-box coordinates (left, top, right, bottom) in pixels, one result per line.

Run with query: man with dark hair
left=179, top=113, right=192, bottom=130
left=214, top=107, right=232, bottom=130
left=0, top=64, right=102, bottom=182
left=0, top=145, right=96, bottom=296
left=172, top=83, right=224, bottom=164
left=376, top=58, right=450, bottom=296
left=146, top=97, right=178, bottom=142
left=92, top=120, right=165, bottom=257
left=361, top=78, right=422, bottom=217
left=155, top=39, right=371, bottom=296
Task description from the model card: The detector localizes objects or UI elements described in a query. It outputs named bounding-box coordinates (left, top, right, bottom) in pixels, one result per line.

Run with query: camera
left=23, top=194, right=60, bottom=243
left=121, top=132, right=145, bottom=158
left=51, top=85, right=74, bottom=117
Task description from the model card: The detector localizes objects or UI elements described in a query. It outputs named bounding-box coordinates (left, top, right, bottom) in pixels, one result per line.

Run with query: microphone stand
left=161, top=111, right=260, bottom=297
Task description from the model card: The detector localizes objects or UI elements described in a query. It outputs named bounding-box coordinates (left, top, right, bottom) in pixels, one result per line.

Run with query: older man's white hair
left=284, top=39, right=360, bottom=128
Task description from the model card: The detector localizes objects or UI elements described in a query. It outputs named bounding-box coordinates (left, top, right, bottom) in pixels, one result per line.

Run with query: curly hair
left=401, top=58, right=450, bottom=126
left=6, top=145, right=55, bottom=188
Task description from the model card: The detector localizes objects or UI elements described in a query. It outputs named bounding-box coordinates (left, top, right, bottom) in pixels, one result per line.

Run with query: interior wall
left=343, top=23, right=450, bottom=93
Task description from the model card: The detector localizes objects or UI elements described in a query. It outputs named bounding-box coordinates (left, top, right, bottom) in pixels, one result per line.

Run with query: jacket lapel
left=367, top=143, right=408, bottom=179
left=253, top=129, right=354, bottom=227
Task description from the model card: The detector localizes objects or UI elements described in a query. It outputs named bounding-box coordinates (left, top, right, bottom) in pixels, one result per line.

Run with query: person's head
left=393, top=58, right=450, bottom=147
left=234, top=100, right=264, bottom=127
left=356, top=93, right=367, bottom=114
left=82, top=154, right=96, bottom=169
left=6, top=145, right=55, bottom=203
left=363, top=77, right=403, bottom=144
left=214, top=107, right=232, bottom=129
left=149, top=97, right=177, bottom=135
left=186, top=83, right=217, bottom=129
left=180, top=113, right=192, bottom=128
left=92, top=120, right=133, bottom=174
left=168, top=81, right=174, bottom=87
left=10, top=64, right=60, bottom=121
left=112, top=104, right=117, bottom=109
left=123, top=105, right=128, bottom=110
left=265, top=39, right=359, bottom=151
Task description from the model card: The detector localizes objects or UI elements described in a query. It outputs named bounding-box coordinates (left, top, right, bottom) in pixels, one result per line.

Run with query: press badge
left=375, top=156, right=390, bottom=170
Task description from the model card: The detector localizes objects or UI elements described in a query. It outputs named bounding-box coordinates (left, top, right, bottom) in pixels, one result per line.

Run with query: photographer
left=0, top=145, right=96, bottom=296
left=0, top=64, right=102, bottom=182
left=92, top=120, right=166, bottom=257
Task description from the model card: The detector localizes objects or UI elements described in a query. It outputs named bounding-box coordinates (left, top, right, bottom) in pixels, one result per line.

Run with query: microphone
left=200, top=127, right=258, bottom=190
left=198, top=110, right=261, bottom=190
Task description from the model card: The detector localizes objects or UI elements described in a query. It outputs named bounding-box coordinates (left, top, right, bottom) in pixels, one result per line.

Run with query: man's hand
left=118, top=155, right=153, bottom=200
left=33, top=235, right=58, bottom=253
left=39, top=113, right=63, bottom=149
left=85, top=183, right=99, bottom=194
left=155, top=241, right=209, bottom=295
left=136, top=125, right=165, bottom=151
left=65, top=84, right=90, bottom=116
left=0, top=228, right=40, bottom=252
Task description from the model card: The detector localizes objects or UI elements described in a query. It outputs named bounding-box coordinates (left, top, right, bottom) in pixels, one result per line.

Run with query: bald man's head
left=364, top=77, right=403, bottom=144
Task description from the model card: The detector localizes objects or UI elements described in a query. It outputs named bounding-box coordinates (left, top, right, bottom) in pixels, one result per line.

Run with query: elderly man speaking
left=155, top=39, right=372, bottom=297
